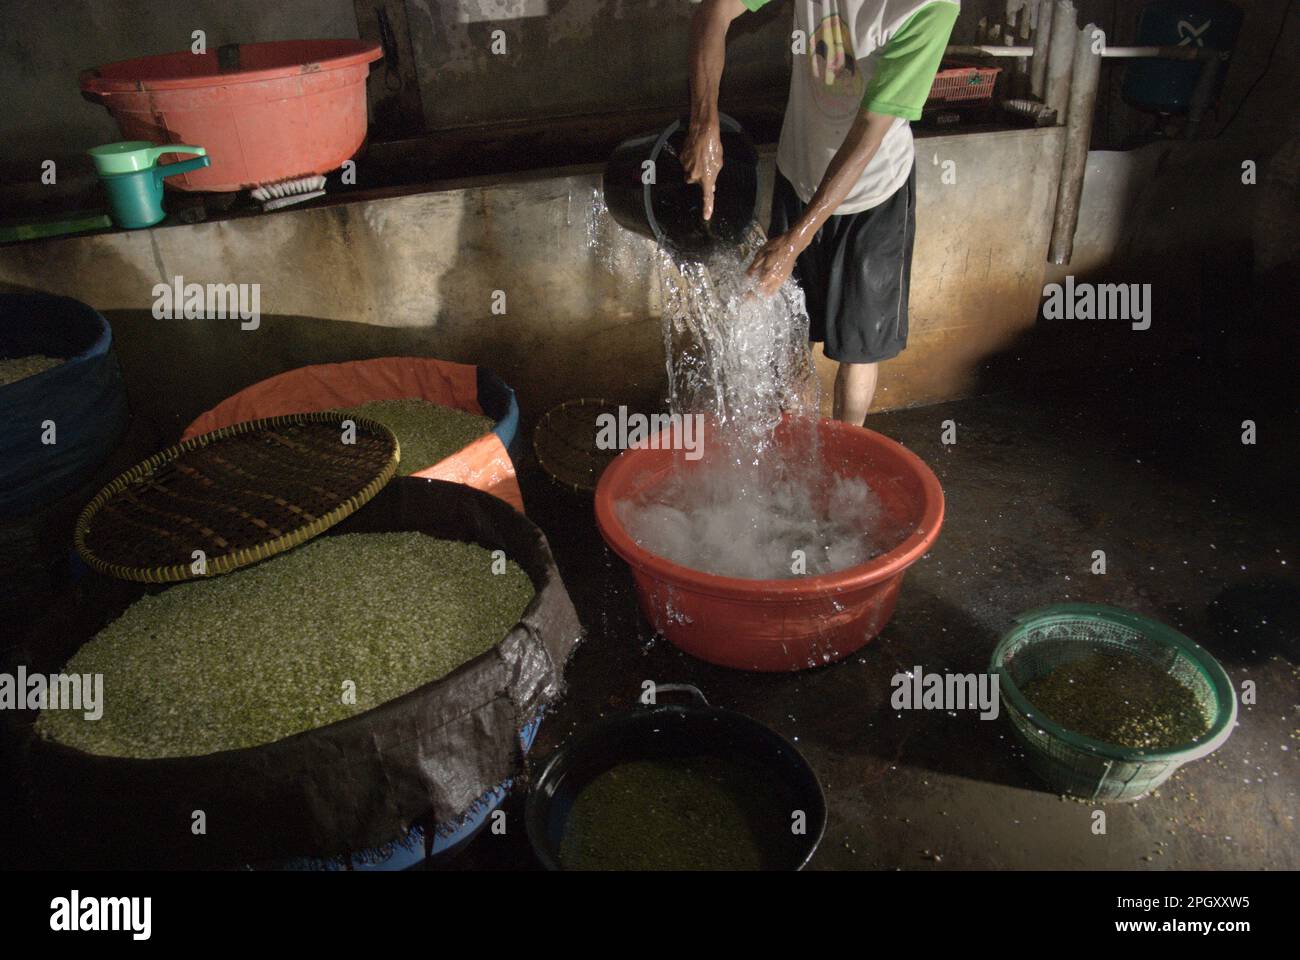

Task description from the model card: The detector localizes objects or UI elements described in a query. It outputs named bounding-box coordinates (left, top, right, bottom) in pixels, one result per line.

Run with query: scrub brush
left=251, top=175, right=327, bottom=211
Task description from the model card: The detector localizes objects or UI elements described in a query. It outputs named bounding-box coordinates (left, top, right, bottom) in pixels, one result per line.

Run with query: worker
left=683, top=0, right=959, bottom=424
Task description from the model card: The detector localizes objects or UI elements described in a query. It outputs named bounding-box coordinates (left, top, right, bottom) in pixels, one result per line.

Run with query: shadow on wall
left=404, top=0, right=791, bottom=133
left=99, top=308, right=480, bottom=442
left=968, top=247, right=1297, bottom=507
left=970, top=130, right=1298, bottom=427
left=2, top=180, right=669, bottom=448
left=98, top=308, right=666, bottom=446
left=423, top=180, right=668, bottom=435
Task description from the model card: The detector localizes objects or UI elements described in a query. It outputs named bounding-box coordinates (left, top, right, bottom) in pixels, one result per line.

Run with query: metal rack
left=943, top=1, right=1234, bottom=264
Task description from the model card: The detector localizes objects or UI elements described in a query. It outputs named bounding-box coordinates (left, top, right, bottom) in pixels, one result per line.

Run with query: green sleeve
left=862, top=2, right=960, bottom=121
left=739, top=0, right=772, bottom=10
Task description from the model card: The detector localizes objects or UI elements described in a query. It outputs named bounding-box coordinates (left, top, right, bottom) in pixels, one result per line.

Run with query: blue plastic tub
left=267, top=712, right=544, bottom=871
left=0, top=294, right=127, bottom=518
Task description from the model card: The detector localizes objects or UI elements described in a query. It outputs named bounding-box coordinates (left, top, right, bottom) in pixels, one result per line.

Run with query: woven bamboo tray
left=75, top=412, right=399, bottom=583
left=532, top=398, right=626, bottom=494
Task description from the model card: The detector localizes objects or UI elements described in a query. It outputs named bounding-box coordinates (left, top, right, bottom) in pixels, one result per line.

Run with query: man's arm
left=748, top=108, right=895, bottom=293
left=682, top=0, right=753, bottom=221
left=749, top=2, right=958, bottom=295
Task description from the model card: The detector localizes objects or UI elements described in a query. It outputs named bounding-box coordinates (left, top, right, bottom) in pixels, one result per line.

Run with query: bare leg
left=832, top=361, right=878, bottom=425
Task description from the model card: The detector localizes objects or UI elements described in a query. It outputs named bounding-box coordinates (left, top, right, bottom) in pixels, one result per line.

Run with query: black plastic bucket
left=602, top=114, right=759, bottom=257
left=525, top=684, right=826, bottom=870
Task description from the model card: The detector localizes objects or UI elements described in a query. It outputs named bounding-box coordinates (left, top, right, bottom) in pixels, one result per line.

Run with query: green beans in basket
left=37, top=532, right=534, bottom=759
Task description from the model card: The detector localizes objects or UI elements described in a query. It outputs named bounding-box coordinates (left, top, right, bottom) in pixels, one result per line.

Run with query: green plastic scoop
left=88, top=140, right=206, bottom=175
left=88, top=141, right=210, bottom=229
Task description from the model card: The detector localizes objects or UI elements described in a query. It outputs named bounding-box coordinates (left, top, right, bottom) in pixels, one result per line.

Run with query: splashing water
left=617, top=469, right=885, bottom=580
left=582, top=185, right=655, bottom=279
left=656, top=233, right=819, bottom=447
left=590, top=193, right=889, bottom=580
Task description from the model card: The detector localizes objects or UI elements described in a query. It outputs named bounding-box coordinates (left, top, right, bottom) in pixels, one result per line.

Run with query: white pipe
left=948, top=44, right=1036, bottom=57
left=946, top=43, right=1226, bottom=61
left=1099, top=45, right=1226, bottom=60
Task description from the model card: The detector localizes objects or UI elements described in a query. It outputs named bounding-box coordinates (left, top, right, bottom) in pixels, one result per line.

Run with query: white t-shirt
left=745, top=0, right=960, bottom=214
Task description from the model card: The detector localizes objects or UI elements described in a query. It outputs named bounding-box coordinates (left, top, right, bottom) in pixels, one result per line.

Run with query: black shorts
left=769, top=164, right=916, bottom=364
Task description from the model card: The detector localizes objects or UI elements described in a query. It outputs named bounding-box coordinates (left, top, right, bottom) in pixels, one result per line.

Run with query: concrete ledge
left=0, top=125, right=1064, bottom=438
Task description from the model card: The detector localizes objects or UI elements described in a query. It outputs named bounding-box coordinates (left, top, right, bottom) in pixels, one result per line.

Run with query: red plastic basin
left=81, top=40, right=382, bottom=193
left=594, top=418, right=944, bottom=672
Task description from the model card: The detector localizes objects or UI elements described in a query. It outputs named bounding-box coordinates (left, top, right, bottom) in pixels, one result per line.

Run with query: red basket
left=927, top=65, right=1001, bottom=105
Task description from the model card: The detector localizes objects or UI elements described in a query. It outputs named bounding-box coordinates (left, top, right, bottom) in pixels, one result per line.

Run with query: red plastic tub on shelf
left=80, top=40, right=382, bottom=193
left=594, top=418, right=944, bottom=672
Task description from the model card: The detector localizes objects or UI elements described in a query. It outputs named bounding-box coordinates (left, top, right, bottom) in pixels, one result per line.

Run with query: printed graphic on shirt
left=809, top=12, right=866, bottom=119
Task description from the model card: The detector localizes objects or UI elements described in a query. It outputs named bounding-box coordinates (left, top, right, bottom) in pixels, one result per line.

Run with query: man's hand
left=747, top=109, right=896, bottom=297
left=685, top=0, right=746, bottom=221
left=681, top=119, right=723, bottom=222
left=747, top=231, right=803, bottom=296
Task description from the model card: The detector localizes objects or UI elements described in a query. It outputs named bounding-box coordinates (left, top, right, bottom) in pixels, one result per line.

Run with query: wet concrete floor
left=453, top=373, right=1298, bottom=870
left=2, top=362, right=1293, bottom=871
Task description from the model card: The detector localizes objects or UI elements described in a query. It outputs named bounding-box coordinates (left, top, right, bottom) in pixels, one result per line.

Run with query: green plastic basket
left=990, top=604, right=1236, bottom=803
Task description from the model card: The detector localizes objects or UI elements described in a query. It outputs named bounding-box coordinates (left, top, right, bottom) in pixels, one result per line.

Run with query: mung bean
left=36, top=533, right=534, bottom=758
left=0, top=354, right=63, bottom=386
left=336, top=399, right=494, bottom=476
left=558, top=756, right=782, bottom=871
left=1021, top=651, right=1211, bottom=750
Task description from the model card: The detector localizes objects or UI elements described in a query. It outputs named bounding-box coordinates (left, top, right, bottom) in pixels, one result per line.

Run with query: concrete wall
left=0, top=125, right=1064, bottom=440
left=0, top=0, right=1025, bottom=164
left=849, top=127, right=1064, bottom=409
left=404, top=0, right=793, bottom=132
left=7, top=1, right=1285, bottom=438
left=390, top=0, right=1017, bottom=137
left=1035, top=123, right=1297, bottom=378
left=5, top=0, right=1291, bottom=162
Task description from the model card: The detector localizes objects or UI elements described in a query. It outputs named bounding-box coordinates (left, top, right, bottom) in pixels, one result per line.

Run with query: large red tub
left=81, top=40, right=382, bottom=193
left=594, top=419, right=944, bottom=671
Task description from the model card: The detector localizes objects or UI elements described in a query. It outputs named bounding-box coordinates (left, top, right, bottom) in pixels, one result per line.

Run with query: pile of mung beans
left=1021, top=650, right=1211, bottom=750
left=336, top=399, right=494, bottom=476
left=0, top=354, right=63, bottom=386
left=559, top=756, right=778, bottom=871
left=36, top=532, right=534, bottom=758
